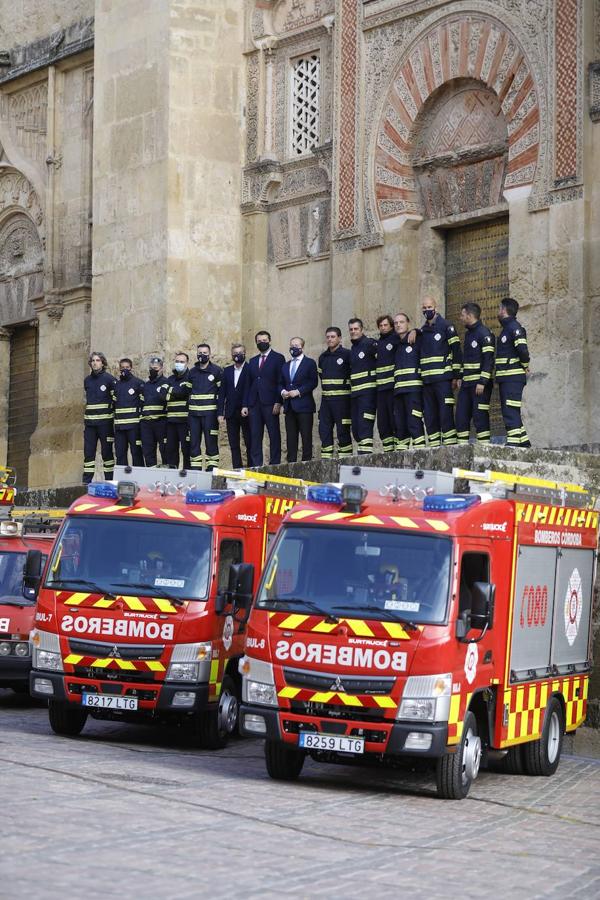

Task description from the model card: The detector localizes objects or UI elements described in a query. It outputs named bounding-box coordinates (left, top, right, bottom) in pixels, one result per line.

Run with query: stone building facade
left=0, top=0, right=598, bottom=488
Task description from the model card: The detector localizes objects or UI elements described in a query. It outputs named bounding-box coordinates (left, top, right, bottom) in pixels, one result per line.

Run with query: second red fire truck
left=27, top=467, right=297, bottom=746
left=240, top=465, right=597, bottom=798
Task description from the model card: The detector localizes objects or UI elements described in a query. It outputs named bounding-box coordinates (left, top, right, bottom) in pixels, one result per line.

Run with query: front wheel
left=196, top=675, right=239, bottom=750
left=522, top=697, right=564, bottom=776
left=436, top=711, right=481, bottom=799
left=48, top=701, right=88, bottom=737
left=265, top=740, right=305, bottom=781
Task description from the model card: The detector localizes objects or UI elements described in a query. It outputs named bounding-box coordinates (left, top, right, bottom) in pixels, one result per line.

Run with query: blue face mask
left=173, top=362, right=186, bottom=373
left=289, top=347, right=302, bottom=358
left=423, top=309, right=436, bottom=321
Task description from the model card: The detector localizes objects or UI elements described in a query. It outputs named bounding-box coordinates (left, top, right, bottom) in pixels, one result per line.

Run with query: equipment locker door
left=551, top=549, right=595, bottom=668
left=510, top=546, right=556, bottom=678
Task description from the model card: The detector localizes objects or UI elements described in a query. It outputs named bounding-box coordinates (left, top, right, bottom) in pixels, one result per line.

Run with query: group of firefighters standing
left=82, top=296, right=530, bottom=481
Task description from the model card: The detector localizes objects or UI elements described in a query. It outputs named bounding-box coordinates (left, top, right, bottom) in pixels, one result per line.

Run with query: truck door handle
left=484, top=650, right=492, bottom=664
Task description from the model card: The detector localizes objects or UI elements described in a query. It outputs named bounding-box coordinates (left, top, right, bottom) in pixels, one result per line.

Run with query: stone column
left=0, top=327, right=10, bottom=466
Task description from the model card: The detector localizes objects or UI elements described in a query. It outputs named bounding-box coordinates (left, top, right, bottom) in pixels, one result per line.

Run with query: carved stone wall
left=0, top=211, right=43, bottom=325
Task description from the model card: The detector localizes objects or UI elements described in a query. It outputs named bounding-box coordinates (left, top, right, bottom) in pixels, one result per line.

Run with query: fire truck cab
left=27, top=467, right=295, bottom=747
left=240, top=466, right=598, bottom=799
left=0, top=468, right=62, bottom=693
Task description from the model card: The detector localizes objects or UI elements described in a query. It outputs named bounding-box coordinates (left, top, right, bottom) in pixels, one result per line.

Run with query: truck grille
left=68, top=638, right=164, bottom=660
left=73, top=667, right=158, bottom=683
left=283, top=667, right=394, bottom=695
left=290, top=700, right=387, bottom=722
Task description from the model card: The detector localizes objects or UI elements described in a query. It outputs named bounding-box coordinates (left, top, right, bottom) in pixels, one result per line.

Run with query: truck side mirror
left=471, top=582, right=495, bottom=630
left=229, top=562, right=255, bottom=622
left=22, top=549, right=43, bottom=601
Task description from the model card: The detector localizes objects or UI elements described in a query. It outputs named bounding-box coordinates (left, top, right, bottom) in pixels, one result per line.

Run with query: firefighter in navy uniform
left=166, top=352, right=192, bottom=469
left=140, top=357, right=170, bottom=467
left=189, top=343, right=222, bottom=470
left=393, top=313, right=426, bottom=450
left=375, top=315, right=400, bottom=452
left=111, top=357, right=144, bottom=466
left=83, top=351, right=117, bottom=483
left=348, top=317, right=378, bottom=455
left=412, top=296, right=462, bottom=447
left=495, top=296, right=531, bottom=447
left=317, top=327, right=353, bottom=459
left=455, top=303, right=495, bottom=445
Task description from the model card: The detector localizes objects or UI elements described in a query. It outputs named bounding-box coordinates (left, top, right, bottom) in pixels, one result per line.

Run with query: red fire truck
left=27, top=467, right=296, bottom=746
left=239, top=465, right=598, bottom=798
left=0, top=468, right=63, bottom=693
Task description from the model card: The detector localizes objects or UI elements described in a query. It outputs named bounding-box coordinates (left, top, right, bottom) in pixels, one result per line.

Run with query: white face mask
left=174, top=362, right=186, bottom=373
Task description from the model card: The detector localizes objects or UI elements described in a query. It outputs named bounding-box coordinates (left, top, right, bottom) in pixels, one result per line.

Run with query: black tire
left=48, top=701, right=88, bottom=737
left=522, top=697, right=564, bottom=777
left=197, top=675, right=239, bottom=750
left=436, top=711, right=482, bottom=800
left=498, top=744, right=526, bottom=775
left=265, top=739, right=305, bottom=781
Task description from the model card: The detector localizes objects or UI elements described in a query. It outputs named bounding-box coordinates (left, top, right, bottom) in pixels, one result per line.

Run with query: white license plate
left=82, top=693, right=138, bottom=711
left=298, top=732, right=364, bottom=753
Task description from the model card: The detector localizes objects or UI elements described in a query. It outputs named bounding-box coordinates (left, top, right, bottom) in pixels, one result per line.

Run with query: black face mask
left=289, top=347, right=302, bottom=358
left=197, top=353, right=209, bottom=365
left=233, top=353, right=245, bottom=364
left=423, top=309, right=436, bottom=321
left=148, top=369, right=159, bottom=380
left=120, top=370, right=131, bottom=380
left=256, top=341, right=270, bottom=353
left=497, top=314, right=506, bottom=325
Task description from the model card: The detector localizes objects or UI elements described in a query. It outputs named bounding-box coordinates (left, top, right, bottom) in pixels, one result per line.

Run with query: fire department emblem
left=128, top=388, right=135, bottom=395
left=222, top=614, right=234, bottom=651
left=330, top=676, right=346, bottom=693
left=358, top=351, right=365, bottom=359
left=464, top=642, right=478, bottom=685
left=208, top=374, right=215, bottom=381
left=564, top=568, right=583, bottom=646
left=434, top=333, right=442, bottom=341
left=406, top=346, right=412, bottom=354
left=386, top=343, right=393, bottom=351
left=337, top=357, right=343, bottom=365
left=501, top=336, right=507, bottom=343
left=471, top=340, right=478, bottom=348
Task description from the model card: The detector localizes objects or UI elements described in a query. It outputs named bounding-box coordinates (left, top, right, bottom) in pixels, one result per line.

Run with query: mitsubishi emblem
left=108, top=645, right=121, bottom=658
left=330, top=676, right=345, bottom=692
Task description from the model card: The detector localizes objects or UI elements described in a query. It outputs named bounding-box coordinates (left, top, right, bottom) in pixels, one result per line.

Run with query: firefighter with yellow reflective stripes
left=393, top=312, right=425, bottom=449
left=348, top=317, right=378, bottom=455
left=111, top=358, right=145, bottom=467
left=317, top=327, right=353, bottom=458
left=375, top=315, right=400, bottom=452
left=411, top=297, right=462, bottom=447
left=189, top=343, right=222, bottom=470
left=495, top=297, right=531, bottom=447
left=140, top=357, right=170, bottom=467
left=83, top=351, right=117, bottom=483
left=455, top=303, right=495, bottom=445
left=166, top=352, right=192, bottom=469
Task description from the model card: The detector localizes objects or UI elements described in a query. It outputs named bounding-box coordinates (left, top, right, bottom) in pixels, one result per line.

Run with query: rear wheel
left=265, top=740, right=305, bottom=781
left=436, top=711, right=481, bottom=799
left=522, top=697, right=564, bottom=776
left=197, top=675, right=239, bottom=750
left=48, top=701, right=88, bottom=737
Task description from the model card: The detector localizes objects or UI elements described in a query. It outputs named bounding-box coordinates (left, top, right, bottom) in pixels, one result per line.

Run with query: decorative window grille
left=290, top=54, right=320, bottom=156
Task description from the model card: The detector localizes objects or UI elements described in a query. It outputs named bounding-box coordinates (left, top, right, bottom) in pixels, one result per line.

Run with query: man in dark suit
left=280, top=337, right=318, bottom=462
left=218, top=343, right=251, bottom=469
left=242, top=330, right=285, bottom=466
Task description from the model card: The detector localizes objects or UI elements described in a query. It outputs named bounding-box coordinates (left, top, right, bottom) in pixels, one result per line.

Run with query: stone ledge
left=0, top=18, right=94, bottom=85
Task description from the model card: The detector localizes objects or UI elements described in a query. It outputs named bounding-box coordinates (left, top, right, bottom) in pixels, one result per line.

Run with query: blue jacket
left=218, top=363, right=250, bottom=419
left=495, top=316, right=529, bottom=384
left=280, top=355, right=318, bottom=414
left=244, top=350, right=285, bottom=408
left=84, top=370, right=117, bottom=424
left=188, top=362, right=222, bottom=417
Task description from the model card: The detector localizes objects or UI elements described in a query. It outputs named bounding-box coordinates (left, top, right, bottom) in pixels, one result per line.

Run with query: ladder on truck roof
left=452, top=467, right=593, bottom=509
left=111, top=465, right=314, bottom=501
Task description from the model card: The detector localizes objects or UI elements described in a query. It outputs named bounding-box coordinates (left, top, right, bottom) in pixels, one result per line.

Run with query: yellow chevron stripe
left=426, top=519, right=451, bottom=532
left=278, top=686, right=301, bottom=699
left=64, top=654, right=84, bottom=664
left=336, top=693, right=363, bottom=706
left=154, top=599, right=178, bottom=613
left=279, top=614, right=309, bottom=629
left=146, top=661, right=166, bottom=672
left=390, top=516, right=418, bottom=529
left=374, top=696, right=397, bottom=708
left=161, top=509, right=186, bottom=519
left=64, top=593, right=91, bottom=606
left=344, top=618, right=374, bottom=637
left=381, top=622, right=411, bottom=640
left=122, top=597, right=145, bottom=610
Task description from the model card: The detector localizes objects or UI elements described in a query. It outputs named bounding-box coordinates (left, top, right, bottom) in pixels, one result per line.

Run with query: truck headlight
left=166, top=662, right=200, bottom=682
left=398, top=673, right=452, bottom=722
left=34, top=649, right=63, bottom=672
left=245, top=680, right=277, bottom=707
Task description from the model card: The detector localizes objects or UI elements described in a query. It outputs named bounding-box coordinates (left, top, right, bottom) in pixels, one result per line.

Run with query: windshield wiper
left=331, top=603, right=418, bottom=630
left=267, top=596, right=339, bottom=623
left=47, top=578, right=116, bottom=599
left=110, top=582, right=185, bottom=607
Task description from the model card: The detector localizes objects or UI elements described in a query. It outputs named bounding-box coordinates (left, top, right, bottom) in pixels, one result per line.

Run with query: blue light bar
left=185, top=489, right=235, bottom=505
left=307, top=485, right=343, bottom=505
left=88, top=482, right=119, bottom=499
left=423, top=494, right=481, bottom=512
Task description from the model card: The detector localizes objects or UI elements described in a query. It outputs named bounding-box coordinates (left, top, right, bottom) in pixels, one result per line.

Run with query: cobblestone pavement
left=2, top=690, right=600, bottom=900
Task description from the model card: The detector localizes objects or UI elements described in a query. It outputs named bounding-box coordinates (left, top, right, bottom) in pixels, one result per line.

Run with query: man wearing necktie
left=242, top=330, right=286, bottom=466
left=280, top=336, right=318, bottom=462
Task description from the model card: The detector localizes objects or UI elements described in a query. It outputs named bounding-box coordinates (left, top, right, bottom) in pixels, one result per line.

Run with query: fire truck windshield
left=257, top=526, right=452, bottom=625
left=45, top=517, right=212, bottom=601
left=0, top=551, right=29, bottom=604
